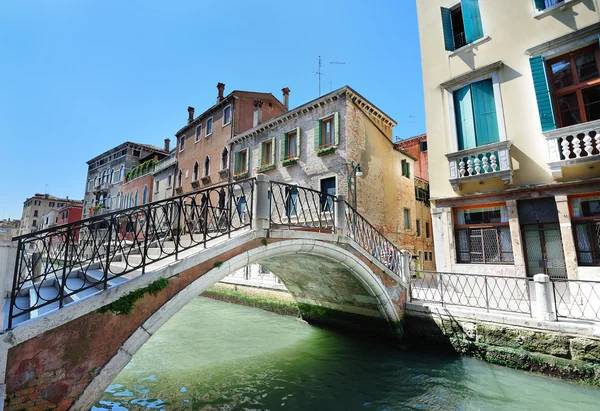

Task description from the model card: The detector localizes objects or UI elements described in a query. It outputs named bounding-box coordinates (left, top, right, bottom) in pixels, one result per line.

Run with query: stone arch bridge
left=0, top=176, right=409, bottom=410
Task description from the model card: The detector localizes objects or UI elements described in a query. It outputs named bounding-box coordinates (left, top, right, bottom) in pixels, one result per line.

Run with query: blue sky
left=0, top=0, right=425, bottom=219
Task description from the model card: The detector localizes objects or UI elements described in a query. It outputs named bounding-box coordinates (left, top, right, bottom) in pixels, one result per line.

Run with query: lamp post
left=346, top=162, right=363, bottom=209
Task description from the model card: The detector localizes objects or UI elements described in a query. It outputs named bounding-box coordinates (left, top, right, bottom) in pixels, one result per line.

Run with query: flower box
left=233, top=171, right=249, bottom=180
left=256, top=163, right=276, bottom=173
left=316, top=145, right=336, bottom=157
left=282, top=157, right=298, bottom=167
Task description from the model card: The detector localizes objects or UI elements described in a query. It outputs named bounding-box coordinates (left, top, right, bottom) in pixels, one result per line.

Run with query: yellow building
left=417, top=0, right=600, bottom=280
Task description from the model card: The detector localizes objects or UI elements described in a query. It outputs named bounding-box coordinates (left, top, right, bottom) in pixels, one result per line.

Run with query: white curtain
left=455, top=205, right=508, bottom=225
left=571, top=196, right=600, bottom=218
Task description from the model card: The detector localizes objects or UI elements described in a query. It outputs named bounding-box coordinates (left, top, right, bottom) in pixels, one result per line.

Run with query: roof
left=86, top=141, right=168, bottom=164
left=393, top=145, right=419, bottom=161
left=24, top=194, right=81, bottom=205
left=395, top=133, right=427, bottom=144
left=229, top=86, right=397, bottom=144
left=175, top=90, right=287, bottom=137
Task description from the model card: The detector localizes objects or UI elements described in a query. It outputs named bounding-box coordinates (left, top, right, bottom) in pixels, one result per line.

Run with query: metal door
left=522, top=223, right=567, bottom=279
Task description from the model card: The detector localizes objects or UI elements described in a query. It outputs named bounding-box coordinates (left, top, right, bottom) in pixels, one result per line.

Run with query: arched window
left=99, top=194, right=104, bottom=206
left=178, top=169, right=183, bottom=187
left=142, top=185, right=148, bottom=205
left=119, top=167, right=125, bottom=182
left=116, top=192, right=121, bottom=209
left=106, top=194, right=112, bottom=209
left=221, top=147, right=228, bottom=170
left=204, top=156, right=210, bottom=177
left=193, top=161, right=199, bottom=181
left=135, top=190, right=138, bottom=206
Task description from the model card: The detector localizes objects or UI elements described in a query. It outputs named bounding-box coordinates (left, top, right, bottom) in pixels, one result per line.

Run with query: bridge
left=0, top=176, right=410, bottom=410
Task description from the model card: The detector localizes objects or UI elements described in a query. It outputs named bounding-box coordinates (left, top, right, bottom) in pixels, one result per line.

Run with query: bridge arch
left=5, top=233, right=406, bottom=410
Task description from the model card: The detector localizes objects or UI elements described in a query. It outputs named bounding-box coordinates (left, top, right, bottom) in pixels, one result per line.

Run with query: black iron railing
left=269, top=181, right=336, bottom=232
left=345, top=202, right=402, bottom=277
left=8, top=179, right=255, bottom=329
left=410, top=271, right=532, bottom=316
left=552, top=279, right=600, bottom=321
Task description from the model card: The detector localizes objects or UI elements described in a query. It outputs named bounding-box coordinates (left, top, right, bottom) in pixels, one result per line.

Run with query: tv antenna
left=313, top=56, right=323, bottom=96
left=408, top=115, right=416, bottom=138
left=329, top=61, right=345, bottom=91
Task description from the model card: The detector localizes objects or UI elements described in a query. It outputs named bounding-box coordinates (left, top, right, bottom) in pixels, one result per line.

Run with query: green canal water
left=94, top=297, right=600, bottom=410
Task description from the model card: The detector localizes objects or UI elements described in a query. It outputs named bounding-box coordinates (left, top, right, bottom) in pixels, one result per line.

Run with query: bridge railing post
left=400, top=250, right=411, bottom=293
left=335, top=195, right=346, bottom=236
left=253, top=174, right=270, bottom=231
left=0, top=240, right=18, bottom=330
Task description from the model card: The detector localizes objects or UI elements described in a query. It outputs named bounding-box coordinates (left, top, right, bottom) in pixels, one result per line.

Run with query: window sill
left=316, top=145, right=337, bottom=157
left=195, top=139, right=201, bottom=144
left=222, top=122, right=231, bottom=127
left=206, top=133, right=213, bottom=138
left=534, top=0, right=581, bottom=19
left=449, top=36, right=491, bottom=57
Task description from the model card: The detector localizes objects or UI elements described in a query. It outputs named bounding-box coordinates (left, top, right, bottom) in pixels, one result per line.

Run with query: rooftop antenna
left=329, top=61, right=345, bottom=91
left=408, top=115, right=416, bottom=138
left=313, top=56, right=323, bottom=96
left=45, top=183, right=49, bottom=195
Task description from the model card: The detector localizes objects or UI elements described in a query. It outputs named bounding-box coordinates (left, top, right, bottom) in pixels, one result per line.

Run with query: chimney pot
left=217, top=82, right=225, bottom=102
left=187, top=106, right=195, bottom=124
left=164, top=138, right=170, bottom=152
left=282, top=87, right=290, bottom=111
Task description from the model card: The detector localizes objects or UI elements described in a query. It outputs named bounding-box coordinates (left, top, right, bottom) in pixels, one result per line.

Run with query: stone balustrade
left=545, top=119, right=600, bottom=178
left=446, top=140, right=513, bottom=191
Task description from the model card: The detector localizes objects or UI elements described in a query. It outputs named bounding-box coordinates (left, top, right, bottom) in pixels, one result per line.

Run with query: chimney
left=282, top=87, right=290, bottom=111
left=164, top=138, right=170, bottom=152
left=217, top=82, right=225, bottom=102
left=187, top=106, right=195, bottom=124
left=253, top=100, right=263, bottom=127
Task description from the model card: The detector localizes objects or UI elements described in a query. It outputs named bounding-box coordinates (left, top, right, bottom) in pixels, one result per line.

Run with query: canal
left=94, top=297, right=600, bottom=410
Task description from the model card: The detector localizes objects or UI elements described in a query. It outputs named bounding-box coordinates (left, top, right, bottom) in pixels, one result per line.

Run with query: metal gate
left=522, top=223, right=567, bottom=279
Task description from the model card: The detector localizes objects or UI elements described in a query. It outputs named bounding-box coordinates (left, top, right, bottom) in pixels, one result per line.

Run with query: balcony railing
left=544, top=119, right=600, bottom=179
left=153, top=155, right=177, bottom=174
left=446, top=140, right=513, bottom=191
left=92, top=182, right=110, bottom=194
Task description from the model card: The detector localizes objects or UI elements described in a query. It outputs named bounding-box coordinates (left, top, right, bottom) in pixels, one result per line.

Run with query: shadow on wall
left=549, top=0, right=596, bottom=30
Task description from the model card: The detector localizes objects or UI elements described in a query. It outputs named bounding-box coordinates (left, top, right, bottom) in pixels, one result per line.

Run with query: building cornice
left=440, top=61, right=503, bottom=90
left=526, top=22, right=600, bottom=57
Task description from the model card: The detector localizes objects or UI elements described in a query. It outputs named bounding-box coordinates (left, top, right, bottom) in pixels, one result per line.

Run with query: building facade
left=229, top=86, right=421, bottom=253
left=83, top=142, right=168, bottom=219
left=0, top=219, right=20, bottom=242
left=19, top=194, right=79, bottom=235
left=396, top=134, right=435, bottom=270
left=174, top=83, right=288, bottom=195
left=152, top=145, right=177, bottom=203
left=417, top=0, right=600, bottom=279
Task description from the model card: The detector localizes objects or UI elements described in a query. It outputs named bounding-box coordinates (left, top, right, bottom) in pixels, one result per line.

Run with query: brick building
left=174, top=83, right=288, bottom=194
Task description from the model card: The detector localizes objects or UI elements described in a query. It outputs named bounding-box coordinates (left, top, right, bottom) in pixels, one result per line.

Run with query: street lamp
left=346, top=162, right=362, bottom=209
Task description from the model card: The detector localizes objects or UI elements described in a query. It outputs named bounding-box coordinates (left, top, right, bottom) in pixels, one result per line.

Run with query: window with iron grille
left=455, top=205, right=513, bottom=264
left=570, top=195, right=600, bottom=266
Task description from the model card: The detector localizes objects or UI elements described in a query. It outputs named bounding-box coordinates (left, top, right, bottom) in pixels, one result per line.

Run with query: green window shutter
left=295, top=127, right=300, bottom=157
left=401, top=159, right=407, bottom=177
left=406, top=162, right=411, bottom=178
left=471, top=79, right=499, bottom=146
left=259, top=143, right=264, bottom=165
left=440, top=7, right=455, bottom=51
left=270, top=137, right=275, bottom=163
left=314, top=120, right=321, bottom=151
left=462, top=0, right=484, bottom=44
left=280, top=134, right=286, bottom=161
left=534, top=0, right=546, bottom=10
left=454, top=84, right=477, bottom=150
left=529, top=55, right=556, bottom=132
left=333, top=112, right=340, bottom=146
left=234, top=152, right=241, bottom=173
left=245, top=149, right=249, bottom=170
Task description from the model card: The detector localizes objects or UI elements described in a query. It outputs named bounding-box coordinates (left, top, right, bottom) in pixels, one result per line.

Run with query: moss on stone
left=476, top=324, right=570, bottom=357
left=98, top=278, right=169, bottom=315
left=202, top=286, right=299, bottom=317
left=570, top=338, right=600, bottom=363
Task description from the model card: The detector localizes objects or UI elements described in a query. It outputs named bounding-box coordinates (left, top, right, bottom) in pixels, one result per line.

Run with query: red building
left=395, top=134, right=428, bottom=180
left=56, top=202, right=83, bottom=226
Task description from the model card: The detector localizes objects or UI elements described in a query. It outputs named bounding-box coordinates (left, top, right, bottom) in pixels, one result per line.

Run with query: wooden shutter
left=454, top=84, right=477, bottom=150
left=259, top=142, right=264, bottom=165
left=534, top=0, right=546, bottom=11
left=333, top=112, right=340, bottom=146
left=401, top=160, right=407, bottom=177
left=529, top=55, right=556, bottom=132
left=440, top=8, right=455, bottom=51
left=295, top=127, right=300, bottom=157
left=280, top=134, right=287, bottom=161
left=270, top=137, right=275, bottom=163
left=234, top=152, right=241, bottom=173
left=462, top=0, right=484, bottom=44
left=314, top=120, right=321, bottom=151
left=471, top=79, right=499, bottom=146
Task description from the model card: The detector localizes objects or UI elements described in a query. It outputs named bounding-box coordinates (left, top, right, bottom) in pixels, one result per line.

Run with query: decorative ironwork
left=269, top=181, right=336, bottom=232
left=8, top=179, right=255, bottom=329
left=552, top=279, right=600, bottom=321
left=456, top=227, right=514, bottom=264
left=573, top=220, right=600, bottom=266
left=411, top=271, right=531, bottom=315
left=345, top=202, right=402, bottom=277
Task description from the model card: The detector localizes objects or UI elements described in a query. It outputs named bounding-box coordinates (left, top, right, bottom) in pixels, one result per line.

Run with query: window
left=426, top=222, right=430, bottom=238
left=206, top=117, right=213, bottom=136
left=424, top=252, right=429, bottom=261
left=193, top=162, right=199, bottom=181
left=155, top=180, right=160, bottom=192
left=534, top=0, right=564, bottom=11
left=135, top=190, right=138, bottom=206
left=261, top=139, right=274, bottom=165
left=416, top=219, right=421, bottom=237
left=34, top=200, right=41, bottom=206
left=34, top=210, right=38, bottom=217
left=223, top=105, right=232, bottom=126
left=204, top=156, right=210, bottom=177
left=49, top=202, right=55, bottom=207
left=454, top=79, right=499, bottom=150
left=401, top=159, right=411, bottom=178
left=235, top=149, right=249, bottom=174
left=282, top=128, right=300, bottom=160
left=404, top=209, right=411, bottom=230
left=547, top=45, right=600, bottom=128
left=116, top=192, right=121, bottom=209
left=88, top=180, right=93, bottom=191
left=221, top=147, right=229, bottom=170
left=119, top=167, right=125, bottom=182
left=429, top=251, right=433, bottom=261
left=441, top=0, right=483, bottom=52
left=168, top=175, right=172, bottom=187
left=32, top=219, right=36, bottom=227
left=320, top=177, right=336, bottom=212
left=420, top=141, right=428, bottom=152
left=179, top=135, right=185, bottom=152
left=455, top=204, right=514, bottom=264
left=570, top=195, right=600, bottom=266
left=133, top=150, right=141, bottom=157
left=106, top=194, right=112, bottom=209
left=314, top=113, right=339, bottom=150
left=195, top=125, right=202, bottom=142
left=178, top=169, right=183, bottom=187
left=142, top=186, right=148, bottom=205
left=112, top=169, right=118, bottom=184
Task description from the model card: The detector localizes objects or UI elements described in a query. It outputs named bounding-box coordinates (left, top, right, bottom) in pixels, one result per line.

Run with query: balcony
left=446, top=140, right=513, bottom=191
left=545, top=119, right=600, bottom=179
left=154, top=154, right=177, bottom=174
left=92, top=182, right=110, bottom=194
